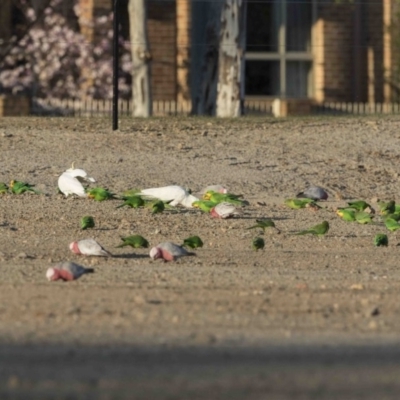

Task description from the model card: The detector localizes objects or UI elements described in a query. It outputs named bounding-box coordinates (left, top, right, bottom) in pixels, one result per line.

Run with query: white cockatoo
left=58, top=164, right=95, bottom=197
left=138, top=185, right=199, bottom=208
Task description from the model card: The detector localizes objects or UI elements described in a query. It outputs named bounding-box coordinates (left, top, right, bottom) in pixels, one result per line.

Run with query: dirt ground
left=1, top=115, right=400, bottom=399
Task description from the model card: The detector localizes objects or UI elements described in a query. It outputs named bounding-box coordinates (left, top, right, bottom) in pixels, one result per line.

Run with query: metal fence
left=31, top=97, right=400, bottom=117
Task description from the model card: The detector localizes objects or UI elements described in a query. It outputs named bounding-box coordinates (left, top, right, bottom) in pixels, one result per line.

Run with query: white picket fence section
left=32, top=97, right=400, bottom=117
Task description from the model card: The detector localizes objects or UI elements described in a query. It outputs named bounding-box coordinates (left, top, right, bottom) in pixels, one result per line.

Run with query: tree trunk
left=176, top=0, right=191, bottom=103
left=128, top=0, right=152, bottom=117
left=216, top=0, right=247, bottom=117
left=194, top=1, right=223, bottom=115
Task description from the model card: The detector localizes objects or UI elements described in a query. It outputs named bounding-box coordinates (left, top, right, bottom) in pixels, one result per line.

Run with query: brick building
left=0, top=0, right=398, bottom=105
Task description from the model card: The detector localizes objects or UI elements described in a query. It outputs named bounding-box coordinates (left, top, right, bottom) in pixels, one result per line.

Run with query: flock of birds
left=2, top=164, right=399, bottom=282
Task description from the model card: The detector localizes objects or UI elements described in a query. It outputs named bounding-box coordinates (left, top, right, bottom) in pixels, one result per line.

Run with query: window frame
left=245, top=0, right=316, bottom=99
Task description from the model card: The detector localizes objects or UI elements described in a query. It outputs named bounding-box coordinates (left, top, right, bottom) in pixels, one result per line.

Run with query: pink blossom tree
left=0, top=0, right=132, bottom=100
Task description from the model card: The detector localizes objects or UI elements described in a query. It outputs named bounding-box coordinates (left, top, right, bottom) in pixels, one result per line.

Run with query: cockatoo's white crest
left=65, top=168, right=95, bottom=182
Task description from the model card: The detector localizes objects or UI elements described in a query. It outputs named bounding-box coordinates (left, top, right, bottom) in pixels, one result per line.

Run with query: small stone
left=350, top=283, right=364, bottom=290
left=371, top=307, right=380, bottom=317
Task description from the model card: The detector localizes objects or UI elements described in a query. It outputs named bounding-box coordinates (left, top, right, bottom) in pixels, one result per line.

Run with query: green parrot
left=182, top=235, right=204, bottom=249
left=296, top=221, right=330, bottom=236
left=80, top=216, right=95, bottom=230
left=347, top=200, right=372, bottom=212
left=252, top=237, right=265, bottom=251
left=355, top=211, right=374, bottom=224
left=336, top=208, right=356, bottom=222
left=284, top=198, right=315, bottom=210
left=247, top=218, right=280, bottom=233
left=10, top=180, right=39, bottom=194
left=87, top=187, right=116, bottom=201
left=151, top=200, right=165, bottom=214
left=0, top=183, right=8, bottom=194
left=384, top=218, right=400, bottom=232
left=192, top=200, right=215, bottom=213
left=203, top=190, right=246, bottom=206
left=117, top=235, right=149, bottom=249
left=378, top=200, right=396, bottom=216
left=383, top=213, right=400, bottom=222
left=116, top=196, right=145, bottom=209
left=374, top=233, right=388, bottom=247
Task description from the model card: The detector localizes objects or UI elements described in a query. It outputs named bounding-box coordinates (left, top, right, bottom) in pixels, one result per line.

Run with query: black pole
left=112, top=0, right=119, bottom=130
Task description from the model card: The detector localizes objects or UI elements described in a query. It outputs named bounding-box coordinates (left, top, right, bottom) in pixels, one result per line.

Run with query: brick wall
left=314, top=3, right=356, bottom=102
left=314, top=1, right=390, bottom=103
left=78, top=0, right=178, bottom=101
left=0, top=95, right=30, bottom=116
left=148, top=1, right=177, bottom=101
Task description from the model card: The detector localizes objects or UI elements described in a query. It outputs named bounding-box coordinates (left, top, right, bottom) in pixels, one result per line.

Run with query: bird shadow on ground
left=111, top=253, right=149, bottom=259
left=236, top=216, right=291, bottom=221
left=92, top=227, right=118, bottom=231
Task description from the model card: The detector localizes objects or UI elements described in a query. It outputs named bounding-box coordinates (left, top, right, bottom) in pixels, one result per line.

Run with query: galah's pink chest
left=59, top=269, right=75, bottom=281
left=161, top=249, right=175, bottom=261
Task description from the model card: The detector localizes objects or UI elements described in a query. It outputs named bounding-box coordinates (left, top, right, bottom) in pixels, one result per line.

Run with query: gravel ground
left=1, top=115, right=400, bottom=399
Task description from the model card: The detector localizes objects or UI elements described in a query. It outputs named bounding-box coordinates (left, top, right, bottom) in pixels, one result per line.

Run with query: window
left=245, top=0, right=315, bottom=98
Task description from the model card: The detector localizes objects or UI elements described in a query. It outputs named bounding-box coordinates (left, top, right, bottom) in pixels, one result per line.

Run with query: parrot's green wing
left=87, top=187, right=116, bottom=201
left=80, top=216, right=95, bottom=230
left=378, top=200, right=396, bottom=216
left=117, top=235, right=149, bottom=248
left=336, top=208, right=356, bottom=222
left=182, top=235, right=204, bottom=249
left=374, top=233, right=388, bottom=246
left=252, top=237, right=265, bottom=251
left=151, top=200, right=165, bottom=214
left=192, top=200, right=214, bottom=212
left=116, top=196, right=145, bottom=209
left=355, top=211, right=373, bottom=224
left=296, top=221, right=329, bottom=236
left=10, top=180, right=39, bottom=194
left=0, top=183, right=8, bottom=194
left=347, top=200, right=371, bottom=212
left=384, top=218, right=400, bottom=232
left=284, top=198, right=315, bottom=209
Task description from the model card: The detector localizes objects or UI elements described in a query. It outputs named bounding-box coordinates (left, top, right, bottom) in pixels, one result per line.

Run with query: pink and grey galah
left=46, top=261, right=94, bottom=281
left=149, top=242, right=195, bottom=261
left=210, top=202, right=240, bottom=219
left=69, top=238, right=112, bottom=257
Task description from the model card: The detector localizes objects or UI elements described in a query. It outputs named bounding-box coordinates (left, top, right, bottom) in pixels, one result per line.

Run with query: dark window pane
left=246, top=0, right=280, bottom=52
left=286, top=61, right=311, bottom=97
left=286, top=0, right=312, bottom=51
left=245, top=60, right=280, bottom=96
